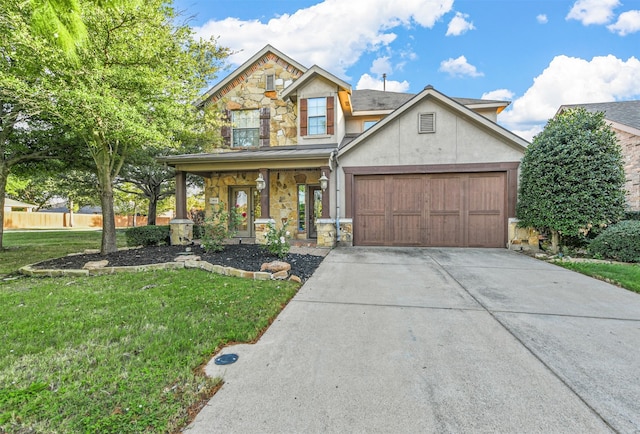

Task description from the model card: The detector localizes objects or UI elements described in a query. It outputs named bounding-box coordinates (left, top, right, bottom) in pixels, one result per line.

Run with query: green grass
left=0, top=269, right=298, bottom=433
left=555, top=261, right=640, bottom=293
left=0, top=230, right=126, bottom=275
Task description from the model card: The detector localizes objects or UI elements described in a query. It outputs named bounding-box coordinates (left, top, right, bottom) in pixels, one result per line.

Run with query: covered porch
left=159, top=145, right=339, bottom=247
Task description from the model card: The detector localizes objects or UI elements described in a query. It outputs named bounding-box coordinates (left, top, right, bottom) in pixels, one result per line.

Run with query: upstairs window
left=232, top=110, right=259, bottom=147
left=266, top=74, right=275, bottom=91
left=307, top=97, right=327, bottom=135
left=300, top=97, right=334, bottom=136
left=363, top=120, right=377, bottom=131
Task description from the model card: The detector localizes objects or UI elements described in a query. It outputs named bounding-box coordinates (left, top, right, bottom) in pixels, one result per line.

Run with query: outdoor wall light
left=255, top=173, right=266, bottom=192
left=319, top=172, right=329, bottom=191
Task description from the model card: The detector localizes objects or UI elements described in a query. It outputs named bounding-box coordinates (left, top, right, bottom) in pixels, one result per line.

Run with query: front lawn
left=0, top=269, right=298, bottom=432
left=0, top=230, right=127, bottom=275
left=555, top=261, right=640, bottom=293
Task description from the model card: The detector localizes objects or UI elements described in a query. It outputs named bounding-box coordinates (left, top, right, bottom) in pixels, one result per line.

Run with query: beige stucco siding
left=339, top=99, right=524, bottom=168
left=297, top=77, right=343, bottom=146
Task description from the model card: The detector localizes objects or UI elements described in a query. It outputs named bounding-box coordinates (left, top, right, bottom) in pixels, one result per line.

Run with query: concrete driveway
left=186, top=247, right=640, bottom=433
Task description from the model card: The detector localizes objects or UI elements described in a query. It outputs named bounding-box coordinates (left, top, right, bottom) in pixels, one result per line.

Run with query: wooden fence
left=3, top=212, right=171, bottom=229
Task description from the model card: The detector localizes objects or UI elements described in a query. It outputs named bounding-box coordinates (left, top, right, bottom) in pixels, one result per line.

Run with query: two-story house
left=160, top=45, right=529, bottom=248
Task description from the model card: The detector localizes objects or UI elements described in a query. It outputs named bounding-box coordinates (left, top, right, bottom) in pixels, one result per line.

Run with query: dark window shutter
left=260, top=107, right=270, bottom=146
left=326, top=96, right=334, bottom=135
left=221, top=110, right=231, bottom=147
left=300, top=98, right=308, bottom=136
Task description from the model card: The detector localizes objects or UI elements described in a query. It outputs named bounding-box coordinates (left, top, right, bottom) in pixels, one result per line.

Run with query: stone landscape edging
left=19, top=259, right=301, bottom=282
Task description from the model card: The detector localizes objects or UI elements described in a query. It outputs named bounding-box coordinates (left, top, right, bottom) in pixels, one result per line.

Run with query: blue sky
left=173, top=0, right=640, bottom=140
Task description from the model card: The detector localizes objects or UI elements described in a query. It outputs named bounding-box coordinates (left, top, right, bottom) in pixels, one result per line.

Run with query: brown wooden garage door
left=354, top=173, right=506, bottom=247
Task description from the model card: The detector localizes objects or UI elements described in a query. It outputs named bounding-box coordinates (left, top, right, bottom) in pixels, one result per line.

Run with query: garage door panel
left=354, top=172, right=506, bottom=247
left=429, top=214, right=461, bottom=246
left=392, top=215, right=423, bottom=245
left=357, top=215, right=386, bottom=245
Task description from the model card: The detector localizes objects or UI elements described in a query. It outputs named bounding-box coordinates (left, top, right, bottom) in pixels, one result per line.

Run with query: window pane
left=232, top=110, right=259, bottom=147
left=308, top=117, right=326, bottom=135
left=307, top=97, right=326, bottom=117
left=298, top=185, right=306, bottom=231
left=364, top=120, right=377, bottom=130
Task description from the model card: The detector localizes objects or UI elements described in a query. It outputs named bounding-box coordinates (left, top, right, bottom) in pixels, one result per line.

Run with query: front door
left=230, top=186, right=256, bottom=238
left=308, top=186, right=322, bottom=239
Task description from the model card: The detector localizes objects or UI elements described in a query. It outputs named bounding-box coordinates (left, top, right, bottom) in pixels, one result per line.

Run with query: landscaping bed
left=32, top=243, right=325, bottom=281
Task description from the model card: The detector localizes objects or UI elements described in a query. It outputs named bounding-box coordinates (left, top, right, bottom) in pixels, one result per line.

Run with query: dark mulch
left=33, top=244, right=325, bottom=281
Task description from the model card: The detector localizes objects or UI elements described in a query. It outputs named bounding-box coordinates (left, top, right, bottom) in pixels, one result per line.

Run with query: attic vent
left=266, top=74, right=275, bottom=91
left=418, top=112, right=435, bottom=133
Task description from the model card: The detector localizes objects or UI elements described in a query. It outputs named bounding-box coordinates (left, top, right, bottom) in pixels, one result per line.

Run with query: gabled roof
left=280, top=64, right=351, bottom=102
left=558, top=101, right=640, bottom=134
left=198, top=44, right=308, bottom=107
left=338, top=85, right=529, bottom=156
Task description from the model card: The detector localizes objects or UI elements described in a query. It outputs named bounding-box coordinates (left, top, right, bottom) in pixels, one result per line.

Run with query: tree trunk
left=99, top=182, right=118, bottom=254
left=147, top=186, right=159, bottom=226
left=551, top=229, right=560, bottom=254
left=0, top=162, right=8, bottom=250
left=68, top=198, right=74, bottom=228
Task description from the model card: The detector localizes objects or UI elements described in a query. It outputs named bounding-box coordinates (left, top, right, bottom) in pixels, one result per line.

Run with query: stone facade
left=205, top=169, right=325, bottom=241
left=210, top=53, right=304, bottom=148
left=616, top=128, right=640, bottom=211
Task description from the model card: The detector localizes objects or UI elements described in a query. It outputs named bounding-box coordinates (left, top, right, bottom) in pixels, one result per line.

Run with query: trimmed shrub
left=125, top=225, right=170, bottom=247
left=624, top=211, right=640, bottom=221
left=192, top=224, right=205, bottom=239
left=589, top=220, right=640, bottom=263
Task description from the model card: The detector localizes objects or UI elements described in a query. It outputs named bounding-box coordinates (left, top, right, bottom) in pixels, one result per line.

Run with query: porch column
left=259, top=168, right=270, bottom=219
left=321, top=166, right=330, bottom=219
left=169, top=170, right=193, bottom=245
left=175, top=171, right=187, bottom=219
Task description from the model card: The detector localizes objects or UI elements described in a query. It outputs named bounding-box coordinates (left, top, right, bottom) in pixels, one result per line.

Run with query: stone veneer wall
left=617, top=128, right=640, bottom=211
left=213, top=55, right=303, bottom=147
left=204, top=170, right=324, bottom=240
left=269, top=170, right=323, bottom=238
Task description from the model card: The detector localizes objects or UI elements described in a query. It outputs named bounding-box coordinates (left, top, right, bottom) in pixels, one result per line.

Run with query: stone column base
left=316, top=219, right=336, bottom=247
left=254, top=218, right=276, bottom=245
left=170, top=219, right=194, bottom=246
left=338, top=218, right=353, bottom=246
left=507, top=218, right=540, bottom=251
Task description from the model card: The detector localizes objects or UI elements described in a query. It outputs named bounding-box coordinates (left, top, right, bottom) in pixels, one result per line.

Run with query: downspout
left=330, top=150, right=340, bottom=242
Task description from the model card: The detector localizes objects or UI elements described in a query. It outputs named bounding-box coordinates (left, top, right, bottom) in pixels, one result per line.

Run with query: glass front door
left=308, top=186, right=322, bottom=239
left=230, top=186, right=255, bottom=238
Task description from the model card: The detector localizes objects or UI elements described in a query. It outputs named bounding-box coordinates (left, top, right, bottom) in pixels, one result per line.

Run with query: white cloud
left=193, top=0, right=454, bottom=77
left=499, top=54, right=640, bottom=141
left=482, top=89, right=514, bottom=101
left=438, top=56, right=483, bottom=77
left=607, top=10, right=640, bottom=35
left=356, top=73, right=410, bottom=92
left=370, top=56, right=392, bottom=76
left=446, top=12, right=475, bottom=36
left=566, top=0, right=620, bottom=25
left=536, top=14, right=548, bottom=24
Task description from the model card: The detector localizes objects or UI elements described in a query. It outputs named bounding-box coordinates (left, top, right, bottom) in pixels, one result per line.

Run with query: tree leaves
left=516, top=108, right=626, bottom=240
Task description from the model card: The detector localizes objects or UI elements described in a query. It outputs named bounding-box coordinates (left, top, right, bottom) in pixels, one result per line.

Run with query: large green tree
left=56, top=0, right=227, bottom=253
left=0, top=1, right=73, bottom=249
left=516, top=107, right=626, bottom=250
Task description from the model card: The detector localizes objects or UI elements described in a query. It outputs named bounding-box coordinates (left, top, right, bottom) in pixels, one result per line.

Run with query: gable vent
left=418, top=112, right=435, bottom=133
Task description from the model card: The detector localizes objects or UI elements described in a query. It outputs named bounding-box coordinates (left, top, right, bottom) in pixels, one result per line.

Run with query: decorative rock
left=174, top=255, right=201, bottom=262
left=260, top=261, right=291, bottom=272
left=272, top=270, right=289, bottom=280
left=83, top=260, right=109, bottom=270
left=289, top=275, right=302, bottom=283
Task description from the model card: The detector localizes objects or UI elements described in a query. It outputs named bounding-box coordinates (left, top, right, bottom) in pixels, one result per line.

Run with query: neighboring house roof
left=198, top=44, right=308, bottom=107
left=4, top=198, right=37, bottom=210
left=558, top=100, right=640, bottom=135
left=338, top=85, right=529, bottom=156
